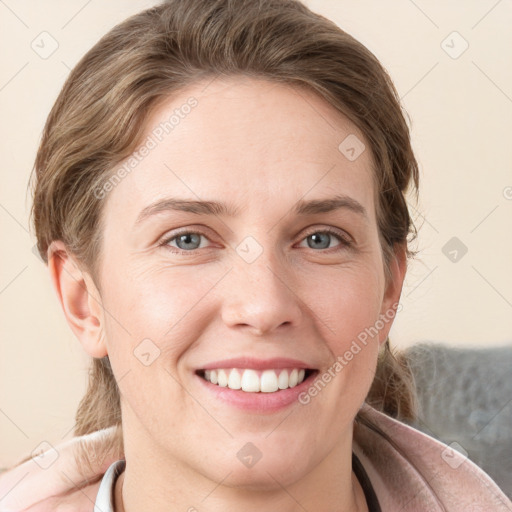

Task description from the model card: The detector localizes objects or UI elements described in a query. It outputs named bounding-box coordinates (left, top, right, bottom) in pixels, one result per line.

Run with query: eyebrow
left=134, top=194, right=367, bottom=226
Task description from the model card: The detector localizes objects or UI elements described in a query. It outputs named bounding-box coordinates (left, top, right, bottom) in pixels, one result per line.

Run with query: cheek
left=302, top=263, right=384, bottom=345
left=301, top=265, right=384, bottom=403
left=101, top=262, right=225, bottom=364
left=99, top=265, right=221, bottom=429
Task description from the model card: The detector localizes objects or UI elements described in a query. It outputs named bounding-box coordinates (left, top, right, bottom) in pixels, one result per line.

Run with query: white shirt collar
left=93, top=460, right=125, bottom=512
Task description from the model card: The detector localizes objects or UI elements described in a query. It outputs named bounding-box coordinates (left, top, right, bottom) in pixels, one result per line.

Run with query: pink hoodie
left=354, top=403, right=512, bottom=511
left=0, top=403, right=510, bottom=511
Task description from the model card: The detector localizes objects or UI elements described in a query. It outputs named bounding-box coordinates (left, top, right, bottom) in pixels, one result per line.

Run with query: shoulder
left=353, top=403, right=512, bottom=512
left=0, top=427, right=121, bottom=512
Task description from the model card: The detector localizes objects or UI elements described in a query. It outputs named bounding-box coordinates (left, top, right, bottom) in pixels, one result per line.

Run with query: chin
left=199, top=450, right=311, bottom=491
left=220, top=467, right=302, bottom=491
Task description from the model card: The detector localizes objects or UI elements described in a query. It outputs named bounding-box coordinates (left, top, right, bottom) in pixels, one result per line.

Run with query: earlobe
left=378, top=243, right=407, bottom=345
left=47, top=240, right=107, bottom=358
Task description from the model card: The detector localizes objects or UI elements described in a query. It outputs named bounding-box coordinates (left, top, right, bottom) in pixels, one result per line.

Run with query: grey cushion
left=404, top=342, right=512, bottom=499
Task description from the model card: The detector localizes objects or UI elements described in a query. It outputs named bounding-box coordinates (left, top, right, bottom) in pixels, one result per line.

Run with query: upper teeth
left=203, top=368, right=307, bottom=393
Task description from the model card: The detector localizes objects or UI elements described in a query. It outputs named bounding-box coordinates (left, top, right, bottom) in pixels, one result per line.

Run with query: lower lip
left=195, top=371, right=318, bottom=413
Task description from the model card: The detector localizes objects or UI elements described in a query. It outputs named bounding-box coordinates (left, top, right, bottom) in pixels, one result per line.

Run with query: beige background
left=0, top=0, right=511, bottom=467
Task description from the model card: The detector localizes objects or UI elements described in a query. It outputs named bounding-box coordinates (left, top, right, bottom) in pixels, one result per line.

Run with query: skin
left=47, top=76, right=406, bottom=512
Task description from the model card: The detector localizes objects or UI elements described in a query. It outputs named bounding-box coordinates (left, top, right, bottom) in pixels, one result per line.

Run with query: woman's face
left=89, top=77, right=405, bottom=487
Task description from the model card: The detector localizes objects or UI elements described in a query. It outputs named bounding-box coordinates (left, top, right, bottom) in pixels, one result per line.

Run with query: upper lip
left=199, top=357, right=316, bottom=371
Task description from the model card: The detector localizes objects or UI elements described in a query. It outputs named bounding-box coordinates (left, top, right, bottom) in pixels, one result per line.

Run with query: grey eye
left=306, top=232, right=336, bottom=250
left=173, top=232, right=203, bottom=250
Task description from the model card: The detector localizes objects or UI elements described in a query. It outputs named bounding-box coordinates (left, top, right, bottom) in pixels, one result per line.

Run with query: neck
left=115, top=467, right=367, bottom=512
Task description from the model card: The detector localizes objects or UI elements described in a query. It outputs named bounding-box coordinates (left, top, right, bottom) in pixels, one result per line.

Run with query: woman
left=0, top=0, right=510, bottom=510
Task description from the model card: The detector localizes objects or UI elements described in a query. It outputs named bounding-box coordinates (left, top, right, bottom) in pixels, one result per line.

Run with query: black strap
left=352, top=452, right=382, bottom=512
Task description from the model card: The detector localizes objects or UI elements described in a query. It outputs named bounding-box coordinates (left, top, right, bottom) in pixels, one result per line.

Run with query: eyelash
left=158, top=227, right=353, bottom=255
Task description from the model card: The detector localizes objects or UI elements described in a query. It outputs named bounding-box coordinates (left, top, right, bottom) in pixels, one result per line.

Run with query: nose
left=220, top=247, right=304, bottom=336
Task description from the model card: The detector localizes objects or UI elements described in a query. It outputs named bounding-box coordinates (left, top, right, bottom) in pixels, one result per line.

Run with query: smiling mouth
left=196, top=368, right=317, bottom=393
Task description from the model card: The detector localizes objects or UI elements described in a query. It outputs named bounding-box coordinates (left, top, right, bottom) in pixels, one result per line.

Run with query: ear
left=47, top=240, right=107, bottom=358
left=378, top=242, right=407, bottom=346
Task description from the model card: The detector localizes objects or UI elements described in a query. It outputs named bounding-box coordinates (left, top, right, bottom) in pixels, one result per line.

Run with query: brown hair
left=29, top=0, right=419, bottom=471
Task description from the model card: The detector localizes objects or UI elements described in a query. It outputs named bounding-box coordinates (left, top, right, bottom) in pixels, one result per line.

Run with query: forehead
left=102, top=76, right=376, bottom=225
